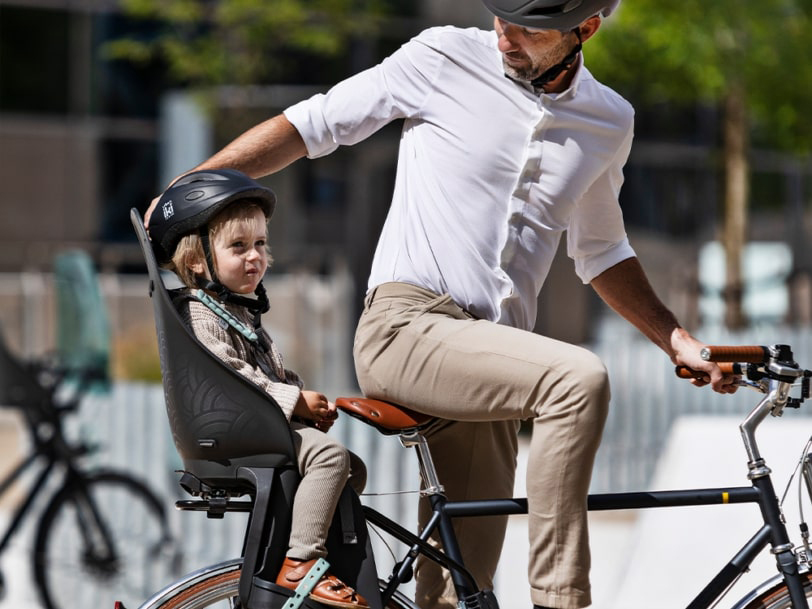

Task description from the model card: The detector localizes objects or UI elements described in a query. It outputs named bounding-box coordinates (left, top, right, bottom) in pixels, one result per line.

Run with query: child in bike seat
left=149, top=169, right=368, bottom=609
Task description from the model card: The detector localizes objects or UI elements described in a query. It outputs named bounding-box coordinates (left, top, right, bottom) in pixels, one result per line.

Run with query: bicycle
left=128, top=208, right=812, bottom=609
left=0, top=325, right=179, bottom=609
left=127, top=340, right=812, bottom=609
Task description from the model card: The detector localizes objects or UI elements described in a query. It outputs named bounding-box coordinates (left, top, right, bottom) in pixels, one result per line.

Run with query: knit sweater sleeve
left=180, top=299, right=302, bottom=421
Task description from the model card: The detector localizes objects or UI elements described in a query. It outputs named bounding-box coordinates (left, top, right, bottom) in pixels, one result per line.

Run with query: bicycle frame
left=366, top=481, right=805, bottom=609
left=0, top=449, right=57, bottom=555
left=365, top=366, right=812, bottom=609
left=154, top=343, right=812, bottom=609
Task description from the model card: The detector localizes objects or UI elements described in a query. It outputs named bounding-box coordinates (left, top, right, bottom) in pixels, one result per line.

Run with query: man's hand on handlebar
left=670, top=329, right=740, bottom=394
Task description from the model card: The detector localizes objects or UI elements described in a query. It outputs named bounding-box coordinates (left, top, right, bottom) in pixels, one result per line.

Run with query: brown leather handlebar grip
left=675, top=362, right=741, bottom=379
left=700, top=346, right=769, bottom=363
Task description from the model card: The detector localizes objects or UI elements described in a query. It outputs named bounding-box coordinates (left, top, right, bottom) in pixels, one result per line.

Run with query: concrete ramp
left=597, top=415, right=812, bottom=609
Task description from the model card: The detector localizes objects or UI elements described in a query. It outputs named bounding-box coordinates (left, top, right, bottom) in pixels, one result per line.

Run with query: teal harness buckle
left=281, top=557, right=330, bottom=609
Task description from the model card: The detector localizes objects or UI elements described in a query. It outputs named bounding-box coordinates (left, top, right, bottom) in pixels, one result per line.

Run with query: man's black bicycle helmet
left=149, top=169, right=276, bottom=264
left=483, top=0, right=620, bottom=31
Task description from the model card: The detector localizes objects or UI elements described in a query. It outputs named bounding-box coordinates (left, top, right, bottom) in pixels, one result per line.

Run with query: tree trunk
left=722, top=86, right=749, bottom=329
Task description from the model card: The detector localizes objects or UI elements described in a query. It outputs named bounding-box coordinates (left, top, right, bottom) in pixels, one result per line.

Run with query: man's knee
left=580, top=352, right=610, bottom=407
left=529, top=349, right=610, bottom=430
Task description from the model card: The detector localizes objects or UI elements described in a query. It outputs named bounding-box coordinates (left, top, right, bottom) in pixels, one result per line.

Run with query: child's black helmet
left=483, top=0, right=620, bottom=31
left=149, top=169, right=276, bottom=263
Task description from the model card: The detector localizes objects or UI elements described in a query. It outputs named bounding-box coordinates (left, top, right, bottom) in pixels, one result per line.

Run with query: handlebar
left=673, top=343, right=811, bottom=409
left=700, top=345, right=770, bottom=363
left=675, top=362, right=743, bottom=379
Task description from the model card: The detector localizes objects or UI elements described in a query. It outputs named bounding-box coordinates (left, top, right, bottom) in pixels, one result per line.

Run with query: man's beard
left=502, top=33, right=578, bottom=83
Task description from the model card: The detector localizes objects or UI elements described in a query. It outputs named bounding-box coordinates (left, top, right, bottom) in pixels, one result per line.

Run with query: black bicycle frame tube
left=362, top=505, right=480, bottom=595
left=0, top=454, right=55, bottom=552
left=687, top=525, right=772, bottom=609
left=752, top=474, right=809, bottom=609
left=440, top=486, right=761, bottom=518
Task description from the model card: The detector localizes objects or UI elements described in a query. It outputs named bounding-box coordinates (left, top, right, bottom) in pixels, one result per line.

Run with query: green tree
left=107, top=0, right=386, bottom=87
left=587, top=0, right=812, bottom=327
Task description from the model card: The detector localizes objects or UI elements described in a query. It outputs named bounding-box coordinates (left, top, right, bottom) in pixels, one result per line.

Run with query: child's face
left=205, top=207, right=269, bottom=295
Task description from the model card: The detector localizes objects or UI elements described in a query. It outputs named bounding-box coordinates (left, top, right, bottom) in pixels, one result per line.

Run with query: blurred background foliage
left=105, top=0, right=388, bottom=87
left=587, top=0, right=812, bottom=154
left=586, top=0, right=812, bottom=326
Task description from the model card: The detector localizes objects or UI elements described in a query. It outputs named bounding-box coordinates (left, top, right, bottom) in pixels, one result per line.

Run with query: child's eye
left=231, top=241, right=245, bottom=249
left=256, top=240, right=266, bottom=248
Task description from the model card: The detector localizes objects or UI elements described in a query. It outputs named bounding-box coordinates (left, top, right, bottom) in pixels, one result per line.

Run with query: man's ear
left=577, top=15, right=602, bottom=42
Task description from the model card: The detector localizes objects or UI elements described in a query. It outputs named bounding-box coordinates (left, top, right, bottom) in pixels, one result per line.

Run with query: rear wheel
left=138, top=559, right=419, bottom=609
left=33, top=470, right=179, bottom=609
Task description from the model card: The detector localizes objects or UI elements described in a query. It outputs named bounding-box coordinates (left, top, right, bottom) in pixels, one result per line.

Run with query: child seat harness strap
left=188, top=289, right=277, bottom=380
left=194, top=289, right=260, bottom=342
left=281, top=558, right=330, bottom=609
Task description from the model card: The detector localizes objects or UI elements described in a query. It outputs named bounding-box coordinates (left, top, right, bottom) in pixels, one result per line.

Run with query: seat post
left=400, top=430, right=445, bottom=496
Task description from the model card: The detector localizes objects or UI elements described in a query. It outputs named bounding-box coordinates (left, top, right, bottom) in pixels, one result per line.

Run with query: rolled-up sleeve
left=284, top=30, right=445, bottom=159
left=567, top=125, right=636, bottom=283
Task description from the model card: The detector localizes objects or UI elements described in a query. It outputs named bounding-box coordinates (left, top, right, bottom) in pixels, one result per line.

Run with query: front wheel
left=137, top=558, right=419, bottom=609
left=732, top=571, right=812, bottom=609
left=32, top=470, right=180, bottom=609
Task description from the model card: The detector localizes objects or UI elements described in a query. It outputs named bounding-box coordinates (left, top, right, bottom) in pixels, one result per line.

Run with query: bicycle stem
left=740, top=380, right=791, bottom=477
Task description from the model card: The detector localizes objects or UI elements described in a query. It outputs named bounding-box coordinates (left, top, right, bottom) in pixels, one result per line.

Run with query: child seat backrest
left=130, top=209, right=296, bottom=484
left=53, top=249, right=111, bottom=391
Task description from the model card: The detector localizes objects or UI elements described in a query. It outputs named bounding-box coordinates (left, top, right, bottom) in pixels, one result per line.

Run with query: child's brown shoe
left=275, top=557, right=369, bottom=609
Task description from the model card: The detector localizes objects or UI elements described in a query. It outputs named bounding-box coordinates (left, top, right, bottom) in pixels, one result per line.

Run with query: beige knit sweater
left=178, top=295, right=303, bottom=421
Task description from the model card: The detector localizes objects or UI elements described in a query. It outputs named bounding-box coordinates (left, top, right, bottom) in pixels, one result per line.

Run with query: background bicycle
left=0, top=250, right=180, bottom=609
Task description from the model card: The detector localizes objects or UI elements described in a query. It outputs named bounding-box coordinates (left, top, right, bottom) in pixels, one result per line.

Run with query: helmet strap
left=198, top=227, right=219, bottom=285
left=530, top=28, right=583, bottom=90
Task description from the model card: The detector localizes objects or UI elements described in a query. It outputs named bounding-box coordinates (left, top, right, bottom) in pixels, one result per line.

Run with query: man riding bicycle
left=147, top=1, right=738, bottom=607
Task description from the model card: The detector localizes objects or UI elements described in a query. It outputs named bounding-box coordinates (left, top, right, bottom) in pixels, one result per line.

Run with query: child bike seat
left=130, top=209, right=297, bottom=484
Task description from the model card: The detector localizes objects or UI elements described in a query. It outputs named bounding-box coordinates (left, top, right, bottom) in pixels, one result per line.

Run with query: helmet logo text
left=162, top=200, right=175, bottom=220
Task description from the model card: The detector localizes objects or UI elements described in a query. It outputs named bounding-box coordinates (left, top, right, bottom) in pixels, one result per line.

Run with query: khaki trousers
left=353, top=283, right=610, bottom=609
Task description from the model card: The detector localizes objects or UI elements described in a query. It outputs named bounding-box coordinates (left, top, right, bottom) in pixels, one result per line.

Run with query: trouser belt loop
left=363, top=286, right=379, bottom=309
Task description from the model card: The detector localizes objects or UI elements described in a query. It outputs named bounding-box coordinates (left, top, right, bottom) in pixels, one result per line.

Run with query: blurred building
left=1, top=0, right=810, bottom=362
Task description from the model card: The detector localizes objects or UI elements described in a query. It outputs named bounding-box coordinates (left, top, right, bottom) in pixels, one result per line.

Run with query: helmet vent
left=528, top=0, right=582, bottom=15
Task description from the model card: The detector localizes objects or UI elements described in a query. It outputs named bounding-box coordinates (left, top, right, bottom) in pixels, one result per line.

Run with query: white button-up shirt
left=285, top=25, right=636, bottom=331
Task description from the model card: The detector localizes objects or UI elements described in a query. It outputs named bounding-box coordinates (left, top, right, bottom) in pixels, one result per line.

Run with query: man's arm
left=590, top=257, right=737, bottom=393
left=191, top=113, right=307, bottom=178
left=145, top=114, right=307, bottom=225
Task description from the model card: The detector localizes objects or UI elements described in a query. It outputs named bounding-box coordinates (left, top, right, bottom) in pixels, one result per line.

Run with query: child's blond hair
left=167, top=199, right=272, bottom=289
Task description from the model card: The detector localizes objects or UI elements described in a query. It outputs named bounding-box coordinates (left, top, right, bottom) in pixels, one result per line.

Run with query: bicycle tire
left=732, top=571, right=812, bottom=609
left=32, top=469, right=179, bottom=609
left=138, top=558, right=419, bottom=609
